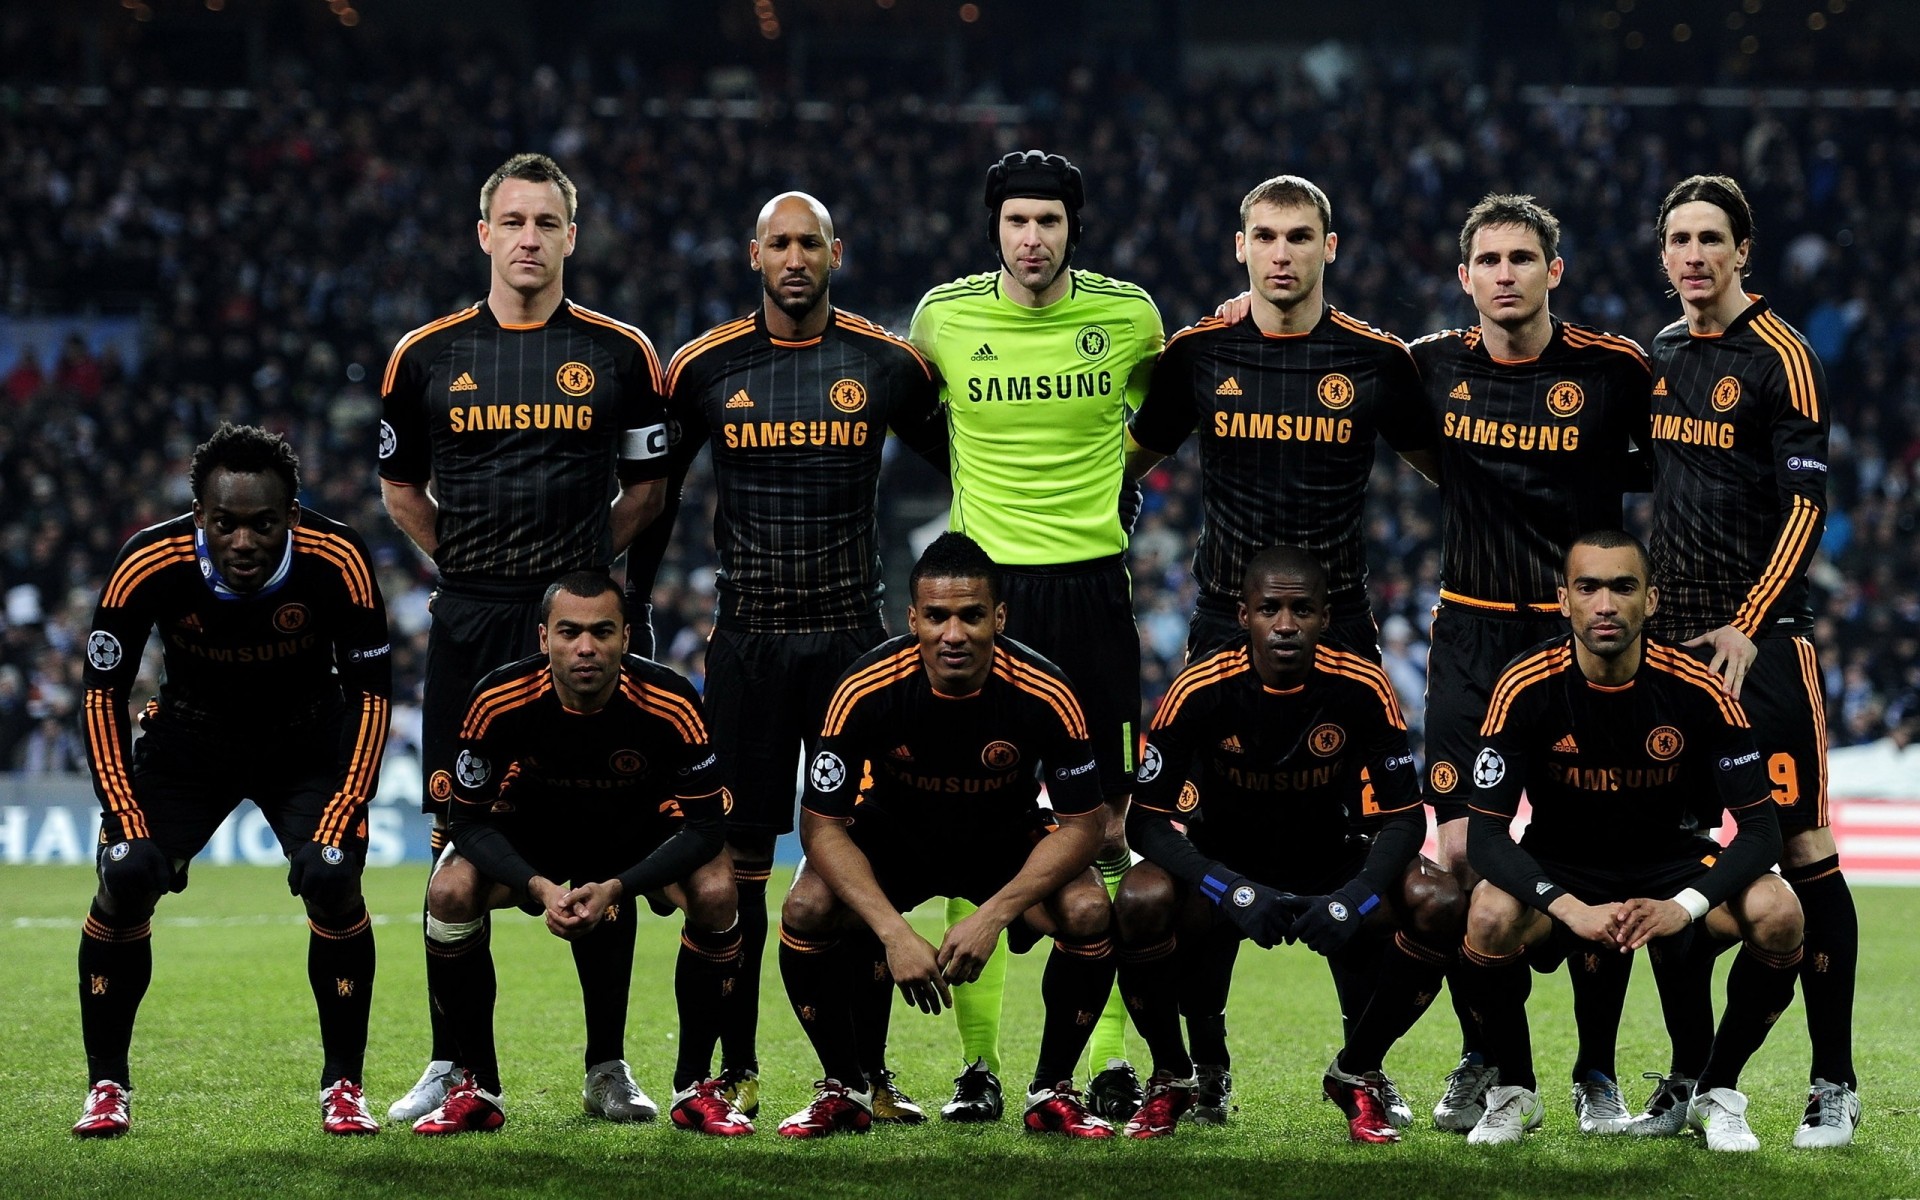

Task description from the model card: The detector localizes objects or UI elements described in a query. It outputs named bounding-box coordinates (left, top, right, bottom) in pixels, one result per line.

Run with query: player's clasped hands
left=1612, top=896, right=1695, bottom=951
left=882, top=929, right=953, bottom=1015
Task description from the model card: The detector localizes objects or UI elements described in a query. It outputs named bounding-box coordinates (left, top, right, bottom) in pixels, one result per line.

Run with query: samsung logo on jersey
left=722, top=420, right=869, bottom=449
left=1212, top=412, right=1354, bottom=444
left=1786, top=457, right=1827, bottom=473
left=1650, top=413, right=1735, bottom=449
left=965, top=370, right=1113, bottom=403
left=449, top=403, right=594, bottom=433
left=1719, top=751, right=1761, bottom=770
left=1442, top=414, right=1581, bottom=451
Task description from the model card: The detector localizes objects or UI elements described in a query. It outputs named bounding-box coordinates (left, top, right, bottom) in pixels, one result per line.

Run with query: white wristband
left=1670, top=888, right=1711, bottom=922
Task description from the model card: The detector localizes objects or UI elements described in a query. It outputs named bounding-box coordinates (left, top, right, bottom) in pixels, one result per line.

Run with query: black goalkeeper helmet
left=983, top=149, right=1084, bottom=264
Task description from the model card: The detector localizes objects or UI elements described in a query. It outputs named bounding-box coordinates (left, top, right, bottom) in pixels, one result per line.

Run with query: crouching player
left=1459, top=530, right=1804, bottom=1150
left=413, top=572, right=750, bottom=1136
left=1114, top=545, right=1463, bottom=1142
left=776, top=532, right=1119, bottom=1138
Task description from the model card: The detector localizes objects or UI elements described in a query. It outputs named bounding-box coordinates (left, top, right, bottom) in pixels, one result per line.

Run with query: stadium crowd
left=5, top=52, right=1920, bottom=770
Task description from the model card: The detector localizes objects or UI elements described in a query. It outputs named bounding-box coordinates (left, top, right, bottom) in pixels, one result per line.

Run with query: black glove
left=99, top=836, right=176, bottom=898
left=1288, top=880, right=1381, bottom=955
left=1199, top=869, right=1305, bottom=950
left=287, top=840, right=360, bottom=910
left=1119, top=477, right=1144, bottom=537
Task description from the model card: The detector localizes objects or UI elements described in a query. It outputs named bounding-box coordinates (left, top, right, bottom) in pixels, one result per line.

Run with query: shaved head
left=755, top=191, right=835, bottom=242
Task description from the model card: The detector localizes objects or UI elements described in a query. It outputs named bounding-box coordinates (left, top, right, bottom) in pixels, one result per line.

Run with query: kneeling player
left=777, top=533, right=1119, bottom=1139
left=1115, top=546, right=1462, bottom=1142
left=73, top=424, right=392, bottom=1138
left=1460, top=530, right=1804, bottom=1150
left=414, top=572, right=751, bottom=1136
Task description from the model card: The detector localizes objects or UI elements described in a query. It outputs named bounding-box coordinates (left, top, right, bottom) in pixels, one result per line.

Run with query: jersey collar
left=194, top=526, right=294, bottom=601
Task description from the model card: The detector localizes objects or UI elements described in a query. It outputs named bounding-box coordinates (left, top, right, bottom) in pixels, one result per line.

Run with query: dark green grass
left=2, top=865, right=1916, bottom=1199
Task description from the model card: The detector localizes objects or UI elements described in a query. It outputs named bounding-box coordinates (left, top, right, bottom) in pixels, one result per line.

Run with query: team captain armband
left=621, top=423, right=670, bottom=461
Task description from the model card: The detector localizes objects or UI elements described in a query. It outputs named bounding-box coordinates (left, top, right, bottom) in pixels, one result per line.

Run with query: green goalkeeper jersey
left=909, top=269, right=1164, bottom=566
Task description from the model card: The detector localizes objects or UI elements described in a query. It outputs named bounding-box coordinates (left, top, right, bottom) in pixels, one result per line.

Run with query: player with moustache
left=1112, top=546, right=1461, bottom=1143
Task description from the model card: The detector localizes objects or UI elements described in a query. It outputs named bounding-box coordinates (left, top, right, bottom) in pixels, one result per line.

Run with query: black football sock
left=424, top=826, right=459, bottom=1063
left=1326, top=945, right=1382, bottom=1045
left=79, top=900, right=154, bottom=1087
left=844, top=925, right=895, bottom=1080
left=674, top=919, right=743, bottom=1091
left=308, top=904, right=375, bottom=1087
left=725, top=859, right=772, bottom=1075
left=1117, top=932, right=1190, bottom=1078
left=1180, top=922, right=1240, bottom=1069
left=1697, top=941, right=1803, bottom=1093
left=777, top=923, right=863, bottom=1088
left=1340, top=932, right=1449, bottom=1075
left=426, top=922, right=500, bottom=1094
left=1648, top=928, right=1722, bottom=1078
left=1446, top=959, right=1486, bottom=1058
left=1568, top=940, right=1632, bottom=1082
left=1460, top=940, right=1535, bottom=1093
left=572, top=899, right=637, bottom=1069
left=1031, top=930, right=1117, bottom=1092
left=1786, top=856, right=1858, bottom=1090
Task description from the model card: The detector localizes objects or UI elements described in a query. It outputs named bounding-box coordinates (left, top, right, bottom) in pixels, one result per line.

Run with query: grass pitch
left=2, top=865, right=1916, bottom=1199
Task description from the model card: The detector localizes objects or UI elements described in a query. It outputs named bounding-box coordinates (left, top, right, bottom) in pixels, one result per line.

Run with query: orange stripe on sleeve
left=822, top=648, right=919, bottom=734
left=102, top=537, right=196, bottom=608
left=381, top=307, right=481, bottom=396
left=665, top=318, right=757, bottom=393
left=1751, top=313, right=1819, bottom=424
left=1732, top=495, right=1817, bottom=638
left=1480, top=646, right=1570, bottom=735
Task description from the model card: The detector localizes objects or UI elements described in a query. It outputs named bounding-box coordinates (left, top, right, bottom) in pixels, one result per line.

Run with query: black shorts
left=422, top=584, right=547, bottom=817
left=704, top=623, right=888, bottom=840
left=460, top=821, right=676, bottom=908
left=1528, top=838, right=1726, bottom=907
left=848, top=814, right=1051, bottom=953
left=108, top=716, right=366, bottom=889
left=1185, top=596, right=1381, bottom=664
left=1424, top=603, right=1565, bottom=824
left=1734, top=636, right=1829, bottom=833
left=1001, top=556, right=1138, bottom=799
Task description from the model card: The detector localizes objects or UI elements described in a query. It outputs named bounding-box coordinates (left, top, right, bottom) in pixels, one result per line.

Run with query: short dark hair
left=1459, top=193, right=1560, bottom=264
left=1240, top=175, right=1333, bottom=236
left=909, top=532, right=1002, bottom=606
left=1242, top=544, right=1329, bottom=602
left=1655, top=173, right=1755, bottom=251
left=481, top=152, right=579, bottom=223
left=540, top=570, right=624, bottom=623
left=189, top=422, right=299, bottom=505
left=1565, top=529, right=1652, bottom=582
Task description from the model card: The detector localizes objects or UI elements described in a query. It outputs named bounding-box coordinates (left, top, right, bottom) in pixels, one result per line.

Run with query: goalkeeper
left=1110, top=546, right=1464, bottom=1143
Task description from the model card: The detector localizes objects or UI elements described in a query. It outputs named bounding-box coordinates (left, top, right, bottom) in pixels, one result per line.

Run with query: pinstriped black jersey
left=81, top=509, right=392, bottom=846
left=1647, top=297, right=1828, bottom=640
left=666, top=308, right=946, bottom=634
left=1412, top=319, right=1651, bottom=611
left=377, top=299, right=669, bottom=584
left=1130, top=306, right=1433, bottom=617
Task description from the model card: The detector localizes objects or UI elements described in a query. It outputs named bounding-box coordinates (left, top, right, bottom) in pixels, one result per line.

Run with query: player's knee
left=301, top=891, right=364, bottom=923
left=1113, top=865, right=1175, bottom=943
left=1400, top=863, right=1466, bottom=940
left=426, top=863, right=485, bottom=924
left=683, top=866, right=739, bottom=931
left=92, top=885, right=158, bottom=924
left=1465, top=882, right=1526, bottom=955
left=779, top=872, right=839, bottom=935
left=1741, top=879, right=1805, bottom=954
left=1055, top=878, right=1113, bottom=940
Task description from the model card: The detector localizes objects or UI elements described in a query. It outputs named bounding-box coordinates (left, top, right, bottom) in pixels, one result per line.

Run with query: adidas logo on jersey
left=1653, top=377, right=1669, bottom=397
left=1552, top=734, right=1579, bottom=754
left=1215, top=376, right=1243, bottom=397
left=449, top=372, right=479, bottom=392
left=1448, top=381, right=1472, bottom=401
left=889, top=744, right=914, bottom=762
left=971, top=343, right=997, bottom=361
left=725, top=389, right=754, bottom=409
left=1218, top=735, right=1244, bottom=753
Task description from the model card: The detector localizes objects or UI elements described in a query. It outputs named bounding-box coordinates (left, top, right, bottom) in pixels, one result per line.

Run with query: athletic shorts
left=1523, top=839, right=1725, bottom=970
left=1423, top=603, right=1565, bottom=824
left=703, top=623, right=888, bottom=839
left=848, top=812, right=1052, bottom=953
left=1717, top=636, right=1829, bottom=833
left=422, top=583, right=546, bottom=817
left=1000, top=556, right=1138, bottom=800
left=107, top=714, right=366, bottom=890
left=1186, top=595, right=1382, bottom=664
left=464, top=820, right=677, bottom=911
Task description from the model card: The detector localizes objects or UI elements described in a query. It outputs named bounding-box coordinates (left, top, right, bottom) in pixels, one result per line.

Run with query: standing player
left=774, top=533, right=1118, bottom=1140
left=73, top=424, right=390, bottom=1137
left=660, top=191, right=947, bottom=1123
left=1115, top=547, right=1461, bottom=1143
left=411, top=573, right=749, bottom=1136
left=378, top=153, right=671, bottom=1123
left=1410, top=195, right=1652, bottom=1132
left=1645, top=174, right=1856, bottom=1147
left=1127, top=174, right=1437, bottom=659
left=1459, top=530, right=1804, bottom=1151
left=909, top=150, right=1163, bottom=1122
